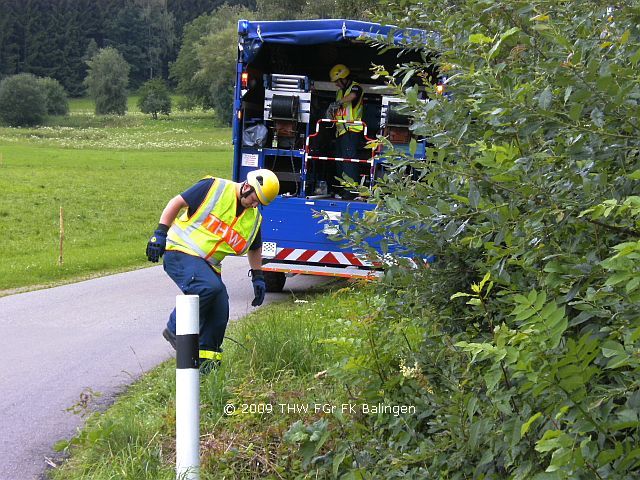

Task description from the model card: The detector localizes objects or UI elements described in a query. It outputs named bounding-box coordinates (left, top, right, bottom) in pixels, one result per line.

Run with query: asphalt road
left=0, top=257, right=328, bottom=480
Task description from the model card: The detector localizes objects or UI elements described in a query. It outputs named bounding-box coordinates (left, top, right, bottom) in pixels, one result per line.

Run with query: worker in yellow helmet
left=146, top=169, right=280, bottom=372
left=329, top=64, right=364, bottom=198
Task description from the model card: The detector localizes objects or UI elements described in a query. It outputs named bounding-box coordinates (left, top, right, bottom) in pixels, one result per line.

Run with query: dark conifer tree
left=0, top=0, right=22, bottom=77
left=0, top=0, right=256, bottom=94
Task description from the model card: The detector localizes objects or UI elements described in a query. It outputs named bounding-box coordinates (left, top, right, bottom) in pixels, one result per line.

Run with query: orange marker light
left=436, top=84, right=445, bottom=95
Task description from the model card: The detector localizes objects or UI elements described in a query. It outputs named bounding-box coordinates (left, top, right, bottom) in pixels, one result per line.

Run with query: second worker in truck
left=329, top=63, right=364, bottom=197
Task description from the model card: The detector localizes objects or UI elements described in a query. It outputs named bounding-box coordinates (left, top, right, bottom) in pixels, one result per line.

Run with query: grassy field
left=0, top=98, right=233, bottom=292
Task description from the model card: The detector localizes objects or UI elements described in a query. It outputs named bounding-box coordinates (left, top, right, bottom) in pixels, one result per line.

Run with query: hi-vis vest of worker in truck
left=233, top=19, right=441, bottom=292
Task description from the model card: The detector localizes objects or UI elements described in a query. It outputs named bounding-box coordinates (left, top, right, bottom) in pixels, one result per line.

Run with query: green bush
left=0, top=73, right=47, bottom=126
left=84, top=47, right=130, bottom=115
left=37, top=77, right=69, bottom=116
left=137, top=78, right=171, bottom=119
left=295, top=1, right=640, bottom=478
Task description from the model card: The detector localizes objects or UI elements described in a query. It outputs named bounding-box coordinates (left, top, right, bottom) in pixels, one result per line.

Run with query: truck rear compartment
left=233, top=21, right=436, bottom=283
left=236, top=36, right=435, bottom=198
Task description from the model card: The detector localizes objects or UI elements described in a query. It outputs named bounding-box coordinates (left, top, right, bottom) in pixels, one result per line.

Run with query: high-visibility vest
left=335, top=81, right=364, bottom=137
left=166, top=177, right=262, bottom=274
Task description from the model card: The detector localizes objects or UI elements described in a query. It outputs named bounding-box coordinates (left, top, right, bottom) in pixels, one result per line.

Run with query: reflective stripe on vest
left=166, top=178, right=262, bottom=273
left=336, top=81, right=364, bottom=137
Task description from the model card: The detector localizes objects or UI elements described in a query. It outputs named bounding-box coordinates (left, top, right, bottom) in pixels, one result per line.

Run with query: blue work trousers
left=163, top=251, right=229, bottom=353
left=335, top=131, right=361, bottom=182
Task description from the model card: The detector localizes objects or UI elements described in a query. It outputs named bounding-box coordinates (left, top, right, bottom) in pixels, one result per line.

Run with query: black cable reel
left=271, top=94, right=300, bottom=120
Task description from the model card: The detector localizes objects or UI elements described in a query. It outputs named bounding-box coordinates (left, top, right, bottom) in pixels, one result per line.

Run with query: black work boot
left=162, top=328, right=177, bottom=351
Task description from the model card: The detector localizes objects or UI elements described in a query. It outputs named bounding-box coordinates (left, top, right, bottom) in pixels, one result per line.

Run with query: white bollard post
left=175, top=295, right=200, bottom=480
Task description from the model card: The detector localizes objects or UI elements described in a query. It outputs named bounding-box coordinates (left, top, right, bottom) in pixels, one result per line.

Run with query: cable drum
left=271, top=94, right=300, bottom=120
left=386, top=107, right=411, bottom=126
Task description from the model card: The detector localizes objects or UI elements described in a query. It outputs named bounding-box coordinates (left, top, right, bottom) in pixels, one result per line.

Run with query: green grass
left=49, top=283, right=361, bottom=479
left=67, top=95, right=189, bottom=116
left=0, top=99, right=232, bottom=291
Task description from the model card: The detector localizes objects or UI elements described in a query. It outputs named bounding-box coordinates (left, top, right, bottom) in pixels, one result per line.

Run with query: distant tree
left=140, top=4, right=176, bottom=81
left=0, top=73, right=47, bottom=126
left=49, top=4, right=87, bottom=97
left=82, top=39, right=99, bottom=64
left=84, top=47, right=130, bottom=115
left=256, top=0, right=377, bottom=20
left=327, top=0, right=378, bottom=20
left=0, top=0, right=21, bottom=77
left=37, top=77, right=69, bottom=116
left=169, top=13, right=217, bottom=110
left=22, top=0, right=57, bottom=79
left=197, top=6, right=254, bottom=125
left=105, top=1, right=176, bottom=88
left=170, top=5, right=252, bottom=124
left=137, top=78, right=171, bottom=119
left=104, top=3, right=147, bottom=89
left=168, top=0, right=256, bottom=40
left=255, top=0, right=304, bottom=20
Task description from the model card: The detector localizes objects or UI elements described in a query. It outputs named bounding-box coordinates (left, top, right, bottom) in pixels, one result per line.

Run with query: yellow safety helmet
left=246, top=169, right=280, bottom=206
left=329, top=64, right=350, bottom=82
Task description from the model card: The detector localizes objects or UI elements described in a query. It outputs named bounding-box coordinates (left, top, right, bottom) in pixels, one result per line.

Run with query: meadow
left=0, top=98, right=233, bottom=292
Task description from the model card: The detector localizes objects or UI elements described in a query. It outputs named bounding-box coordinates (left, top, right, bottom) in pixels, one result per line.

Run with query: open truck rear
left=232, top=19, right=437, bottom=291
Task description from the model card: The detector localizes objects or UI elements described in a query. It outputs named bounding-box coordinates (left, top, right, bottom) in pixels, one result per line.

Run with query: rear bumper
left=262, top=260, right=381, bottom=279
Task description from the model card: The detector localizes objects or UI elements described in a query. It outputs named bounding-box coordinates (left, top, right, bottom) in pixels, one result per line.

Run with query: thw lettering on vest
left=202, top=214, right=247, bottom=253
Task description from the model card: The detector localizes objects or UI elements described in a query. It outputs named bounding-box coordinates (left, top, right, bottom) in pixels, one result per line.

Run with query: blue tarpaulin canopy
left=238, top=19, right=424, bottom=45
left=237, top=19, right=429, bottom=63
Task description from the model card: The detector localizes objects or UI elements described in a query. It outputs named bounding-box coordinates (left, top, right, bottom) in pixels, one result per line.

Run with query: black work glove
left=250, top=269, right=266, bottom=307
left=146, top=224, right=169, bottom=262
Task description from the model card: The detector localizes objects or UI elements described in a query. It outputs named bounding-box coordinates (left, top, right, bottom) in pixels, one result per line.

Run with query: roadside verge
left=48, top=283, right=374, bottom=479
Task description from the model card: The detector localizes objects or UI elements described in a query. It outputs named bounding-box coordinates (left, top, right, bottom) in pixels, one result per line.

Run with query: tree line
left=0, top=0, right=254, bottom=96
left=0, top=0, right=377, bottom=124
left=0, top=0, right=376, bottom=97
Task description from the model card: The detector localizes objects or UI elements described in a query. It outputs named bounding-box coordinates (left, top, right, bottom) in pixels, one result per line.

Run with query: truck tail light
left=241, top=72, right=249, bottom=89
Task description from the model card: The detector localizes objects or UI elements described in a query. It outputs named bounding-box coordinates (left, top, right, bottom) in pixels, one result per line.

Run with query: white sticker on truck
left=241, top=153, right=259, bottom=167
left=322, top=211, right=341, bottom=235
left=262, top=242, right=277, bottom=258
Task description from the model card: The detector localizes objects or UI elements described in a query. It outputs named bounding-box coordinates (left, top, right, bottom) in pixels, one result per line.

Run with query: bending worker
left=329, top=63, right=364, bottom=191
left=146, top=169, right=280, bottom=372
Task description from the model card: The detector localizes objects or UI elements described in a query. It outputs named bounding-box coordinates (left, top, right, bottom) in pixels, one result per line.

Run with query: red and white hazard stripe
left=305, top=155, right=372, bottom=164
left=274, top=247, right=373, bottom=267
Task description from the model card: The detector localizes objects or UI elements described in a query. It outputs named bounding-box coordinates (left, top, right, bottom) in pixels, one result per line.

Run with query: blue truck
left=232, top=19, right=436, bottom=291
